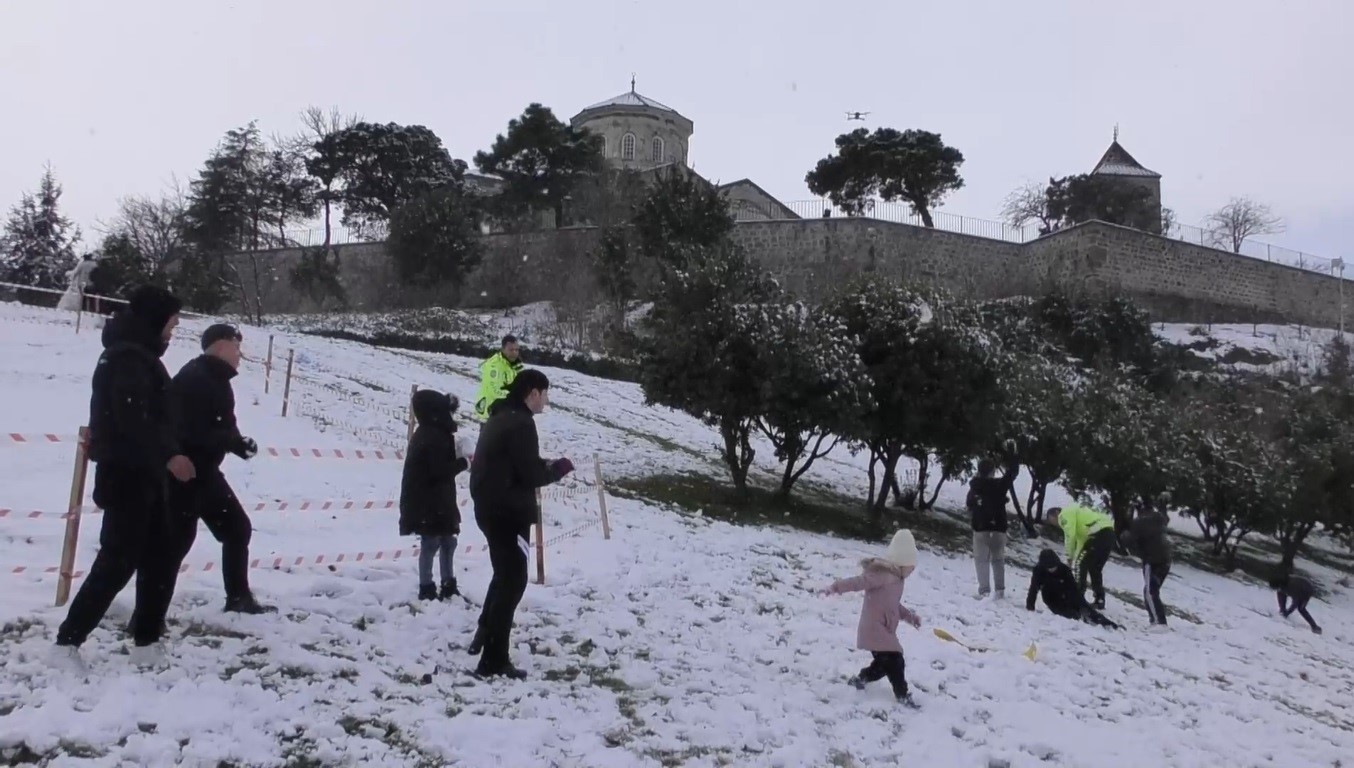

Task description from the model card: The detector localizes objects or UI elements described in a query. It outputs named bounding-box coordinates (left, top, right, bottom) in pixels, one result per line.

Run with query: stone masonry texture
left=228, top=219, right=1349, bottom=330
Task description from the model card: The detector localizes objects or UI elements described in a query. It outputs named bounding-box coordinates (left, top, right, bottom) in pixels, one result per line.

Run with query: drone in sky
left=845, top=111, right=871, bottom=121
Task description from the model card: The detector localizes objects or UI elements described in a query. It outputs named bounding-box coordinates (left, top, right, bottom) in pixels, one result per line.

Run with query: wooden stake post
left=534, top=489, right=546, bottom=585
left=280, top=349, right=295, bottom=417
left=407, top=384, right=418, bottom=442
left=55, top=426, right=91, bottom=607
left=264, top=334, right=274, bottom=393
left=593, top=454, right=611, bottom=540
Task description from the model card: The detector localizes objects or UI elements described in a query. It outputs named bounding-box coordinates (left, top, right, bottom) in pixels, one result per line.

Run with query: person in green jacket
left=1048, top=503, right=1116, bottom=609
left=474, top=335, right=524, bottom=420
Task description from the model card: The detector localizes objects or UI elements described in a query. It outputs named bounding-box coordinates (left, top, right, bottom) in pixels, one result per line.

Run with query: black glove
left=235, top=436, right=258, bottom=460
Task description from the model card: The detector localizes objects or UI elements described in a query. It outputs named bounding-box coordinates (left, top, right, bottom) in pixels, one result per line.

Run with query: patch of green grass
left=544, top=666, right=582, bottom=683
left=179, top=622, right=249, bottom=640
left=335, top=716, right=449, bottom=768
left=0, top=618, right=43, bottom=640
left=611, top=472, right=972, bottom=555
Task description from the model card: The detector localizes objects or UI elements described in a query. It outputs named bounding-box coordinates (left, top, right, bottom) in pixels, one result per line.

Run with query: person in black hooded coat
left=399, top=390, right=469, bottom=601
left=54, top=285, right=198, bottom=664
left=1026, top=548, right=1120, bottom=629
left=465, top=370, right=574, bottom=679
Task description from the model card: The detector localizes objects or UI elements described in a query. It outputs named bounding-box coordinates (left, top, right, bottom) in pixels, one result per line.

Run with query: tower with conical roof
left=1089, top=129, right=1163, bottom=234
left=570, top=78, right=694, bottom=171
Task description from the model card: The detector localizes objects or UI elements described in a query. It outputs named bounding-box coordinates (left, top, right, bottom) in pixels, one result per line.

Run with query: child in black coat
left=400, top=390, right=470, bottom=600
left=1269, top=573, right=1323, bottom=634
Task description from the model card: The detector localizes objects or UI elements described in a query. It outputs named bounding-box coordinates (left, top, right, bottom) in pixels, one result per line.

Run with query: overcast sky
left=2, top=0, right=1349, bottom=260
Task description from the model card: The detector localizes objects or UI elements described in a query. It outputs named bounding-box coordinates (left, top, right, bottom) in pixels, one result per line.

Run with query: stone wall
left=227, top=218, right=1350, bottom=330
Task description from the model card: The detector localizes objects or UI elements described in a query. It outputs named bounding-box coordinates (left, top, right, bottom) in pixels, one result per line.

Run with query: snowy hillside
left=1, top=301, right=1353, bottom=768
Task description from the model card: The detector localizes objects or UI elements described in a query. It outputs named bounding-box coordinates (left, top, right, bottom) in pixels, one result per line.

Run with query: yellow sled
left=933, top=628, right=1037, bottom=661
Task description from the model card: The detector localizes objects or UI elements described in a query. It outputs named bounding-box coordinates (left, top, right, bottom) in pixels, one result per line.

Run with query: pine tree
left=1, top=167, right=82, bottom=289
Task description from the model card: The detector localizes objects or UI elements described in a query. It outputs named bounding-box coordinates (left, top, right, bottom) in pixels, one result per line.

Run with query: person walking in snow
left=1048, top=504, right=1116, bottom=609
left=822, top=529, right=923, bottom=708
left=400, top=390, right=470, bottom=601
left=966, top=453, right=1019, bottom=599
left=1120, top=507, right=1172, bottom=627
left=158, top=324, right=273, bottom=617
left=473, top=335, right=523, bottom=420
left=466, top=370, right=575, bottom=679
left=53, top=285, right=197, bottom=668
left=1270, top=572, right=1323, bottom=635
left=1025, top=548, right=1121, bottom=629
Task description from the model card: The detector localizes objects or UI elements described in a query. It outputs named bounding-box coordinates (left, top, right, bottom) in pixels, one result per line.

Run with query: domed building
left=570, top=81, right=693, bottom=171
left=466, top=81, right=797, bottom=226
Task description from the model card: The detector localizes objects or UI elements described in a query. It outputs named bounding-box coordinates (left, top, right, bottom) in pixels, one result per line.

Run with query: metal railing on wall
left=769, top=200, right=1341, bottom=279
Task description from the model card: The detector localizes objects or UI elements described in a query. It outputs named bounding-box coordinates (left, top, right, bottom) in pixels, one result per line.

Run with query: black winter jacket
left=399, top=391, right=468, bottom=537
left=171, top=354, right=248, bottom=475
left=1120, top=511, right=1172, bottom=566
left=87, top=311, right=179, bottom=474
left=1278, top=575, right=1315, bottom=603
left=967, top=460, right=1019, bottom=533
left=469, top=397, right=564, bottom=539
left=1026, top=549, right=1086, bottom=618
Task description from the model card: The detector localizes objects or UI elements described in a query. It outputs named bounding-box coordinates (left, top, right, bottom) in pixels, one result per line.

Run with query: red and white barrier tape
left=1, top=486, right=595, bottom=521
left=2, top=432, right=407, bottom=461
left=8, top=517, right=607, bottom=579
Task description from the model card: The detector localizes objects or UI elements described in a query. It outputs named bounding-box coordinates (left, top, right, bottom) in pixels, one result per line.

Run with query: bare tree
left=1205, top=197, right=1284, bottom=253
left=98, top=180, right=189, bottom=275
left=1000, top=180, right=1056, bottom=234
left=298, top=105, right=362, bottom=250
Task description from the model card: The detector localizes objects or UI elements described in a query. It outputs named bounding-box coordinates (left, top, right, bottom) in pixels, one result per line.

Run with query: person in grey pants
left=966, top=456, right=1019, bottom=598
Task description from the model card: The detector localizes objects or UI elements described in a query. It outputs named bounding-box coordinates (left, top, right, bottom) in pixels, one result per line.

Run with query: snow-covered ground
left=1, top=301, right=1353, bottom=767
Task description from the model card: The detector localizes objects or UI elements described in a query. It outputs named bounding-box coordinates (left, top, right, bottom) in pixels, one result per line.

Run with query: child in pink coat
left=823, top=529, right=922, bottom=707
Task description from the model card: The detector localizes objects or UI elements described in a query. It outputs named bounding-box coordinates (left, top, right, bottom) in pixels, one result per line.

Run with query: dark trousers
left=1143, top=561, right=1170, bottom=625
left=858, top=651, right=908, bottom=697
left=164, top=472, right=254, bottom=602
left=475, top=518, right=530, bottom=671
left=1077, top=529, right=1116, bottom=603
left=1280, top=593, right=1321, bottom=632
left=57, top=468, right=182, bottom=647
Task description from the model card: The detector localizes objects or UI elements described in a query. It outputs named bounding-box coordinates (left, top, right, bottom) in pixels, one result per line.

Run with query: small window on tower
left=622, top=133, right=636, bottom=161
left=652, top=136, right=665, bottom=163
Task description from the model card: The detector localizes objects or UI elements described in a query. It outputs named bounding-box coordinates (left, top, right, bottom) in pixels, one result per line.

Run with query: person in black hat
left=156, top=322, right=273, bottom=616
left=53, top=284, right=196, bottom=670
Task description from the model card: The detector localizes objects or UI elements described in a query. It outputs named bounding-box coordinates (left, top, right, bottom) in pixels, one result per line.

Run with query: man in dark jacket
left=966, top=454, right=1019, bottom=599
left=1026, top=549, right=1120, bottom=629
left=54, top=285, right=197, bottom=668
left=1120, top=510, right=1172, bottom=627
left=400, top=390, right=469, bottom=601
left=1270, top=573, right=1322, bottom=634
left=159, top=323, right=272, bottom=616
left=465, top=369, right=574, bottom=678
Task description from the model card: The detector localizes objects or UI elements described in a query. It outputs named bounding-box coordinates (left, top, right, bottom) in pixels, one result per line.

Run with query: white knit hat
left=884, top=529, right=918, bottom=568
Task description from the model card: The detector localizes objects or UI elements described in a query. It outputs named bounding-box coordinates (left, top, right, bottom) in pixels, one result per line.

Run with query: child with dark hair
left=400, top=390, right=470, bottom=600
left=1269, top=573, right=1322, bottom=635
left=1026, top=548, right=1121, bottom=629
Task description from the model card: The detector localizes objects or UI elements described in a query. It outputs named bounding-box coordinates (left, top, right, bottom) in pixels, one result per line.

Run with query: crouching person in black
left=161, top=324, right=273, bottom=615
left=53, top=285, right=196, bottom=670
left=466, top=370, right=575, bottom=679
left=400, top=390, right=470, bottom=601
left=1026, top=548, right=1120, bottom=629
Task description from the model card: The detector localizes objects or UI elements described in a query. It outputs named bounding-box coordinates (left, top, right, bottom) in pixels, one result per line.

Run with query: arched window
left=621, top=133, right=636, bottom=161
left=651, top=136, right=665, bottom=163
left=599, top=137, right=606, bottom=158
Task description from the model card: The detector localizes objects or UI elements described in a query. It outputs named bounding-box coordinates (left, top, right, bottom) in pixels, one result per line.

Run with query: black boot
left=225, top=593, right=277, bottom=614
left=467, top=625, right=487, bottom=656
left=439, top=580, right=459, bottom=600
left=418, top=583, right=437, bottom=601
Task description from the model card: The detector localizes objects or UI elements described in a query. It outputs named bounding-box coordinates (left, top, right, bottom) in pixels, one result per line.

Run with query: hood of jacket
left=101, top=309, right=168, bottom=357
left=1037, top=548, right=1062, bottom=571
left=411, top=390, right=454, bottom=428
